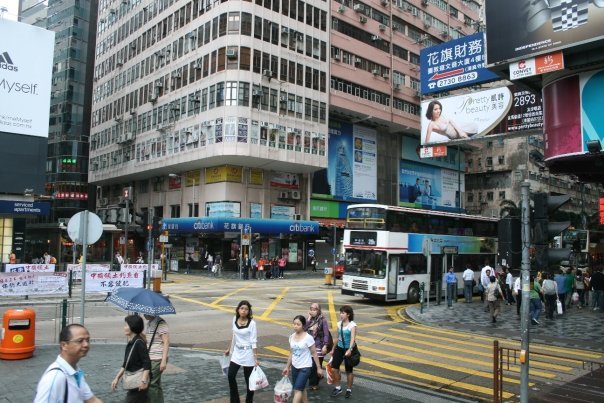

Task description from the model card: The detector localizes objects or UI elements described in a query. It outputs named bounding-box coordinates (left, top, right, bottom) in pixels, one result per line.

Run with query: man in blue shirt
left=445, top=266, right=457, bottom=307
left=554, top=269, right=567, bottom=313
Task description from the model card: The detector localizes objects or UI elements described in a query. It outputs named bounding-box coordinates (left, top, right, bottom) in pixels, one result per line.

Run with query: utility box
left=152, top=269, right=162, bottom=293
left=0, top=309, right=36, bottom=360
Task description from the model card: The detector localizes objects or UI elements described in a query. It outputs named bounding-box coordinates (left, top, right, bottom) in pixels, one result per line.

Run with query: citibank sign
left=163, top=217, right=319, bottom=235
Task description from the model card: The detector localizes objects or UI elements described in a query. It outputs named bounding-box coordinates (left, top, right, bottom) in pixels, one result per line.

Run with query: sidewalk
left=1, top=344, right=473, bottom=403
left=405, top=297, right=604, bottom=352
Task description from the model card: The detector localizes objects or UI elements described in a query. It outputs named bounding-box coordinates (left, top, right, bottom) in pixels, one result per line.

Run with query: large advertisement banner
left=485, top=0, right=604, bottom=64
left=421, top=85, right=543, bottom=145
left=85, top=271, right=145, bottom=293
left=399, top=161, right=465, bottom=211
left=312, top=120, right=377, bottom=202
left=543, top=69, right=604, bottom=160
left=0, top=20, right=54, bottom=137
left=420, top=33, right=499, bottom=95
left=0, top=272, right=68, bottom=296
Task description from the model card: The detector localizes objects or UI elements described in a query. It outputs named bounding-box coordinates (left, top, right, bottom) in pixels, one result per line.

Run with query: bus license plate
left=354, top=293, right=364, bottom=297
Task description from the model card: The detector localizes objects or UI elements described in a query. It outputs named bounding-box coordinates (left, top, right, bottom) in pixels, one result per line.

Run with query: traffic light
left=117, top=207, right=130, bottom=223
left=533, top=192, right=572, bottom=269
left=152, top=216, right=162, bottom=238
left=134, top=210, right=148, bottom=227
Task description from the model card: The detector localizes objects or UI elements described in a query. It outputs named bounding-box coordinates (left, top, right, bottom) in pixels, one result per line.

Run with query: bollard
left=420, top=282, right=425, bottom=314
left=152, top=269, right=162, bottom=293
left=61, top=299, right=68, bottom=331
left=324, top=266, right=333, bottom=285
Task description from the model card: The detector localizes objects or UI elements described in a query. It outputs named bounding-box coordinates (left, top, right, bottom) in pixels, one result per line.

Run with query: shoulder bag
left=123, top=339, right=145, bottom=390
left=340, top=324, right=361, bottom=367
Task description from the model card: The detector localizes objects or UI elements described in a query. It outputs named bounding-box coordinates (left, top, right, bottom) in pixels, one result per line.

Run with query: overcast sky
left=0, top=0, right=18, bottom=21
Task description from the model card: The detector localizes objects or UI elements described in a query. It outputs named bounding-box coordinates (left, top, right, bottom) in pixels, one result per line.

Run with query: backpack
left=542, top=279, right=556, bottom=295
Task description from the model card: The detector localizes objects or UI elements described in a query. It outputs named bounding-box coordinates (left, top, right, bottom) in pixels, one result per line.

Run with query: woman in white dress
left=424, top=100, right=477, bottom=144
left=224, top=300, right=258, bottom=403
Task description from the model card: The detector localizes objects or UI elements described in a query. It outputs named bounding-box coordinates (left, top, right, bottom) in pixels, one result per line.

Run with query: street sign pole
left=79, top=210, right=88, bottom=324
left=520, top=181, right=531, bottom=402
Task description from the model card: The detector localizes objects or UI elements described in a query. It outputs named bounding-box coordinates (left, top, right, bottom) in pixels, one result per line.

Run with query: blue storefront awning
left=162, top=217, right=319, bottom=235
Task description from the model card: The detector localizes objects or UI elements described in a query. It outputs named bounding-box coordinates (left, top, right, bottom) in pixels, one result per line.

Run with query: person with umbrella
left=111, top=315, right=151, bottom=402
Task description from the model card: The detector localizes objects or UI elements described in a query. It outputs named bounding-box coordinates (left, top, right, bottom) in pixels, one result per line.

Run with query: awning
left=315, top=218, right=346, bottom=228
left=162, top=217, right=319, bottom=235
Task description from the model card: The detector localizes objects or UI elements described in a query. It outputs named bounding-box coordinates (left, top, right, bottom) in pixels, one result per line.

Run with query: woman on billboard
left=424, top=100, right=477, bottom=143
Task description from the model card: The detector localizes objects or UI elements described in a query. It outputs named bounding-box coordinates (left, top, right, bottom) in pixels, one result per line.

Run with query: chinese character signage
left=67, top=264, right=110, bottom=280
left=509, top=51, right=564, bottom=80
left=85, top=271, right=144, bottom=292
left=420, top=33, right=499, bottom=95
left=421, top=85, right=543, bottom=145
left=0, top=272, right=68, bottom=296
left=5, top=264, right=54, bottom=272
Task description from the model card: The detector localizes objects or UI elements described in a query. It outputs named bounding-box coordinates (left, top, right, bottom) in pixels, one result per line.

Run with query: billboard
left=311, top=120, right=377, bottom=201
left=543, top=69, right=604, bottom=160
left=421, top=85, right=543, bottom=146
left=485, top=0, right=604, bottom=64
left=420, top=32, right=499, bottom=95
left=0, top=20, right=54, bottom=137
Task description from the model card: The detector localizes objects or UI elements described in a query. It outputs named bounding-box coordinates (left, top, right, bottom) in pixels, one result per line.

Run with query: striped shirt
left=147, top=317, right=169, bottom=361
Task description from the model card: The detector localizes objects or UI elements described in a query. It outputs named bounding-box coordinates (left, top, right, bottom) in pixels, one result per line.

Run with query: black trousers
left=308, top=356, right=325, bottom=387
left=228, top=361, right=254, bottom=403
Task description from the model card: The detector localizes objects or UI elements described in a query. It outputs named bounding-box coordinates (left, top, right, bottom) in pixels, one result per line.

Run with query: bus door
left=387, top=255, right=399, bottom=300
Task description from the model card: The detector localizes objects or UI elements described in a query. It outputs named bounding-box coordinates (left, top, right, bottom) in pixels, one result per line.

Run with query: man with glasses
left=34, top=323, right=102, bottom=402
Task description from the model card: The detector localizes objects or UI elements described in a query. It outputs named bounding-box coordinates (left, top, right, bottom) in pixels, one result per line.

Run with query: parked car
left=335, top=260, right=345, bottom=279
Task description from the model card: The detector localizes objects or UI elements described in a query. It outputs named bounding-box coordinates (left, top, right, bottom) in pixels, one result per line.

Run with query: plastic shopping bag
left=556, top=299, right=563, bottom=315
left=220, top=355, right=230, bottom=376
left=249, top=366, right=269, bottom=391
left=273, top=376, right=293, bottom=403
left=572, top=292, right=579, bottom=303
left=326, top=359, right=340, bottom=385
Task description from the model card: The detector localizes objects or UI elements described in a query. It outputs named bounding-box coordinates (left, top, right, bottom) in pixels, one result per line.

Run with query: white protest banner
left=4, top=264, right=55, bottom=272
left=67, top=264, right=110, bottom=280
left=85, top=271, right=144, bottom=293
left=120, top=264, right=159, bottom=272
left=0, top=272, right=68, bottom=296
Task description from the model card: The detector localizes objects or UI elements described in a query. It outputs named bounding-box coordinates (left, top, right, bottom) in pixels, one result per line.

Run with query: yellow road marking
left=358, top=342, right=534, bottom=384
left=406, top=323, right=602, bottom=360
left=210, top=285, right=253, bottom=306
left=369, top=331, right=572, bottom=372
left=360, top=321, right=403, bottom=329
left=259, top=287, right=290, bottom=320
left=327, top=290, right=338, bottom=329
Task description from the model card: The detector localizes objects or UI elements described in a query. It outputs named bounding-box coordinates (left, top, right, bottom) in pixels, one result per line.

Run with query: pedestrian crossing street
left=167, top=276, right=603, bottom=402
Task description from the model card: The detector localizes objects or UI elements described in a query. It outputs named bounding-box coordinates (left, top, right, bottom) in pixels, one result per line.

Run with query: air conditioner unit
left=263, top=69, right=273, bottom=78
left=353, top=4, right=362, bottom=11
left=291, top=190, right=301, bottom=200
left=252, top=89, right=264, bottom=96
left=115, top=115, right=123, bottom=122
left=109, top=8, right=116, bottom=14
left=155, top=81, right=163, bottom=88
left=379, top=24, right=386, bottom=31
left=193, top=62, right=202, bottom=70
left=156, top=51, right=165, bottom=58
left=354, top=58, right=361, bottom=66
left=393, top=83, right=401, bottom=90
left=172, top=72, right=181, bottom=79
left=99, top=197, right=108, bottom=206
left=382, top=73, right=389, bottom=79
left=338, top=5, right=345, bottom=12
left=372, top=69, right=380, bottom=75
left=116, top=135, right=125, bottom=144
left=281, top=27, right=289, bottom=34
left=149, top=94, right=157, bottom=103
left=392, top=25, right=398, bottom=30
left=116, top=58, right=123, bottom=67
left=280, top=95, right=287, bottom=102
left=424, top=22, right=431, bottom=29
left=381, top=0, right=389, bottom=6
left=415, top=90, right=421, bottom=97
left=226, top=49, right=238, bottom=58
left=279, top=191, right=289, bottom=199
left=129, top=108, right=136, bottom=115
left=333, top=52, right=341, bottom=61
left=124, top=132, right=134, bottom=142
left=293, top=214, right=302, bottom=220
left=422, top=0, right=429, bottom=6
left=441, top=30, right=449, bottom=38
left=371, top=35, right=380, bottom=41
left=359, top=16, right=367, bottom=23
left=130, top=42, right=136, bottom=49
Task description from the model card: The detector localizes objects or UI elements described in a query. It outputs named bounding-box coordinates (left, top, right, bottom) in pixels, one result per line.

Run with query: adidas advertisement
left=0, top=20, right=54, bottom=137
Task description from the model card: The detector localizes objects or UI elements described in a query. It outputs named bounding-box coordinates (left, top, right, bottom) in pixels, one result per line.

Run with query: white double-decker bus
left=341, top=204, right=498, bottom=302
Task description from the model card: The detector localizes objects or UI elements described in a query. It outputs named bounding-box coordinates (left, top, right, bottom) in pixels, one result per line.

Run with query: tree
left=499, top=199, right=520, bottom=218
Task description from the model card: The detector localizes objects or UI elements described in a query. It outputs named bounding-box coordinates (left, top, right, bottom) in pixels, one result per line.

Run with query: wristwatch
left=524, top=0, right=604, bottom=33
left=547, top=0, right=589, bottom=32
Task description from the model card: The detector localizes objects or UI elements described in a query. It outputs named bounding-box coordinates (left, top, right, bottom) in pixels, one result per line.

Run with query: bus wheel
left=407, top=284, right=420, bottom=304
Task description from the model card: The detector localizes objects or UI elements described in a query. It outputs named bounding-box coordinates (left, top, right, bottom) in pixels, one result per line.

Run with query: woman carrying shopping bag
left=225, top=301, right=259, bottom=403
left=304, top=303, right=331, bottom=391
left=282, top=315, right=323, bottom=403
left=329, top=305, right=358, bottom=399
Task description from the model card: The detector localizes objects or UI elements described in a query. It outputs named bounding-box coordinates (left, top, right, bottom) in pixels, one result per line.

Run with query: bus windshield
left=345, top=250, right=387, bottom=278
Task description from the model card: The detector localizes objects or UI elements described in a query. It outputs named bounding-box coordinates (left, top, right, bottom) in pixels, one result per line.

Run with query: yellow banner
left=250, top=168, right=264, bottom=185
left=205, top=165, right=242, bottom=184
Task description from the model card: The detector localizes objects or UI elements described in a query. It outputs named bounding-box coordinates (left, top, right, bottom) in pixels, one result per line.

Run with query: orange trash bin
left=0, top=308, right=36, bottom=360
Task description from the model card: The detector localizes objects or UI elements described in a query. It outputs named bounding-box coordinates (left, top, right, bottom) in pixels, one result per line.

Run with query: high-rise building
left=87, top=0, right=484, bottom=265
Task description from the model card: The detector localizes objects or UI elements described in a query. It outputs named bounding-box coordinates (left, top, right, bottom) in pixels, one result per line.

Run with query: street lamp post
left=333, top=224, right=337, bottom=287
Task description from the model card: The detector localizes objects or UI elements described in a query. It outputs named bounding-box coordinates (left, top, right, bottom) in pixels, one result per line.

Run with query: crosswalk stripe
left=369, top=330, right=572, bottom=372
left=210, top=285, right=253, bottom=306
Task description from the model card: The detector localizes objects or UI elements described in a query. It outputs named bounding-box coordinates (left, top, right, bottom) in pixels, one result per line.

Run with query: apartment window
left=487, top=192, right=494, bottom=201
left=486, top=157, right=493, bottom=166
left=498, top=155, right=505, bottom=165
left=170, top=204, right=181, bottom=218
left=467, top=159, right=473, bottom=168
left=499, top=191, right=506, bottom=200
left=467, top=193, right=474, bottom=203
left=188, top=203, right=199, bottom=217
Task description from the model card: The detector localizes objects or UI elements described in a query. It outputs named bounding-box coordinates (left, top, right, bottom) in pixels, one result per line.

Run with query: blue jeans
left=529, top=298, right=542, bottom=321
left=291, top=366, right=311, bottom=391
left=447, top=283, right=456, bottom=307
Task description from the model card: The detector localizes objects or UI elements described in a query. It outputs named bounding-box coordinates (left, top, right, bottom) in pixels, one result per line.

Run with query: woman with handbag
left=304, top=303, right=331, bottom=391
left=282, top=315, right=323, bottom=403
left=224, top=300, right=258, bottom=403
left=112, top=315, right=151, bottom=402
left=486, top=275, right=504, bottom=324
left=329, top=305, right=358, bottom=399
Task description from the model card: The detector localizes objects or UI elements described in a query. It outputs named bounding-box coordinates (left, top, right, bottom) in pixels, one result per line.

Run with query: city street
left=2, top=271, right=603, bottom=402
